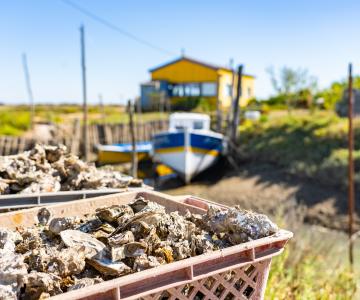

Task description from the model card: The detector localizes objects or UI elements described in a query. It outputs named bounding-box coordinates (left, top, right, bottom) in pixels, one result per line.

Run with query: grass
left=267, top=236, right=357, bottom=299
left=0, top=105, right=168, bottom=135
left=266, top=204, right=359, bottom=299
left=239, top=110, right=360, bottom=191
left=0, top=110, right=31, bottom=135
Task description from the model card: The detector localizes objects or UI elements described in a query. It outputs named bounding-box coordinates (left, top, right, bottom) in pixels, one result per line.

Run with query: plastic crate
left=0, top=186, right=151, bottom=210
left=0, top=190, right=293, bottom=300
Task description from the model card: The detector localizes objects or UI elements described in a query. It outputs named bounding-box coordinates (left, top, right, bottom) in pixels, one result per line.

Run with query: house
left=140, top=56, right=255, bottom=111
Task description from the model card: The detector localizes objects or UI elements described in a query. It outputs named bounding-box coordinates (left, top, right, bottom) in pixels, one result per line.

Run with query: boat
left=97, top=142, right=152, bottom=164
left=152, top=113, right=224, bottom=183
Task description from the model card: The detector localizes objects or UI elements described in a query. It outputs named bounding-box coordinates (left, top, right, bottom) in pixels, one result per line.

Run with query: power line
left=61, top=0, right=176, bottom=56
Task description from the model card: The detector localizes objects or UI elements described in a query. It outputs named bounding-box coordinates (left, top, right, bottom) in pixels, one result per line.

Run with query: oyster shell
left=190, top=232, right=215, bottom=255
left=77, top=218, right=103, bottom=233
left=172, top=240, right=192, bottom=260
left=27, top=248, right=51, bottom=272
left=129, top=197, right=165, bottom=213
left=116, top=213, right=134, bottom=226
left=37, top=208, right=51, bottom=226
left=87, top=257, right=131, bottom=277
left=108, top=231, right=134, bottom=247
left=110, top=246, right=126, bottom=261
left=67, top=277, right=103, bottom=291
left=96, top=205, right=134, bottom=223
left=153, top=245, right=174, bottom=263
left=129, top=197, right=149, bottom=213
left=0, top=250, right=27, bottom=299
left=21, top=272, right=62, bottom=299
left=49, top=217, right=75, bottom=235
left=46, top=247, right=86, bottom=276
left=15, top=228, right=42, bottom=254
left=44, top=144, right=66, bottom=163
left=0, top=228, right=22, bottom=252
left=0, top=144, right=140, bottom=195
left=60, top=230, right=106, bottom=259
left=133, top=255, right=162, bottom=272
left=205, top=206, right=279, bottom=243
left=0, top=180, right=10, bottom=195
left=167, top=212, right=196, bottom=242
left=123, top=242, right=147, bottom=257
left=0, top=195, right=279, bottom=299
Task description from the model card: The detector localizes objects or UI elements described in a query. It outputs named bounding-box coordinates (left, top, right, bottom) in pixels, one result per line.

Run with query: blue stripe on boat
left=190, top=133, right=222, bottom=151
left=99, top=142, right=152, bottom=153
left=153, top=132, right=184, bottom=149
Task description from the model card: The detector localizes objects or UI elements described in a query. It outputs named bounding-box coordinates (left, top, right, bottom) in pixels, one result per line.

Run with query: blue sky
left=1, top=0, right=360, bottom=104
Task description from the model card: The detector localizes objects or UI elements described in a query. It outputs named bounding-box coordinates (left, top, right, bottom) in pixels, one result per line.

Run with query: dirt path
left=161, top=161, right=359, bottom=232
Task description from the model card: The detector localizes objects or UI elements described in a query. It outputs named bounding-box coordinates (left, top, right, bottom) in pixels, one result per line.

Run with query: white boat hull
left=152, top=129, right=223, bottom=183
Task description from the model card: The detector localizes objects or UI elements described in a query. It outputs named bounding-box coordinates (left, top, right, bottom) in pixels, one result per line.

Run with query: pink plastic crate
left=0, top=190, right=293, bottom=300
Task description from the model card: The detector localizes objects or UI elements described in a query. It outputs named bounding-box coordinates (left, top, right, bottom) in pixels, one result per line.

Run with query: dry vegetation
left=0, top=105, right=168, bottom=136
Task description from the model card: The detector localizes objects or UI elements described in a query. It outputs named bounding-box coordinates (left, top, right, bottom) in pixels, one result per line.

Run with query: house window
left=247, top=87, right=252, bottom=98
left=172, top=83, right=201, bottom=97
left=173, top=85, right=184, bottom=97
left=187, top=84, right=201, bottom=96
left=201, top=82, right=217, bottom=96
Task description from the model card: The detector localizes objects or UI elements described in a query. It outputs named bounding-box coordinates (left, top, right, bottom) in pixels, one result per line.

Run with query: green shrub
left=239, top=111, right=360, bottom=190
left=0, top=111, right=31, bottom=135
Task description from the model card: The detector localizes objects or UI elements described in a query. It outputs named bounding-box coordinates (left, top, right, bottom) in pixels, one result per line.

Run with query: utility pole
left=347, top=63, right=355, bottom=267
left=231, top=65, right=243, bottom=142
left=128, top=100, right=137, bottom=178
left=80, top=24, right=89, bottom=161
left=22, top=53, right=35, bottom=130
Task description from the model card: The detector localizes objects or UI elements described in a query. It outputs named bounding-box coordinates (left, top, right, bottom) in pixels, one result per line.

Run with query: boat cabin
left=169, top=113, right=210, bottom=131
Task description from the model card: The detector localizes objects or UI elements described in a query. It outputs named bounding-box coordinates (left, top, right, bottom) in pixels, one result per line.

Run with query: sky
left=1, top=0, right=360, bottom=104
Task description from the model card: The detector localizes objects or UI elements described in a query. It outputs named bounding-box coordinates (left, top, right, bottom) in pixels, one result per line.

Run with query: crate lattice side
left=141, top=259, right=271, bottom=300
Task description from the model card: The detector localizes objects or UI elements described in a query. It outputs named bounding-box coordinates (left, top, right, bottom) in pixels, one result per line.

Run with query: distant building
left=140, top=56, right=255, bottom=111
left=336, top=89, right=360, bottom=117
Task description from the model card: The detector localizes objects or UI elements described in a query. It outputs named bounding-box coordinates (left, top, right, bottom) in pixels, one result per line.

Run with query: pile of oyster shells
left=0, top=197, right=278, bottom=299
left=0, top=144, right=141, bottom=195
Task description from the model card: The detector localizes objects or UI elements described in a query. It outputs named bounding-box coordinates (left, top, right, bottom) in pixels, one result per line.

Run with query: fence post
left=231, top=65, right=243, bottom=142
left=347, top=63, right=355, bottom=267
left=128, top=100, right=137, bottom=178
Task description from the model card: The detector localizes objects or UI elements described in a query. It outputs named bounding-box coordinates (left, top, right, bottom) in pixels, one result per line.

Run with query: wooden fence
left=0, top=119, right=168, bottom=157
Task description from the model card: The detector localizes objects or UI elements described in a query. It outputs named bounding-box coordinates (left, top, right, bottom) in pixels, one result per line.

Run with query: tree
left=266, top=66, right=317, bottom=113
left=316, top=76, right=360, bottom=110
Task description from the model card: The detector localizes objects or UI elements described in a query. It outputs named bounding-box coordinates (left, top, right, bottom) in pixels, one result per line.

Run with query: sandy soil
left=161, top=160, right=359, bottom=232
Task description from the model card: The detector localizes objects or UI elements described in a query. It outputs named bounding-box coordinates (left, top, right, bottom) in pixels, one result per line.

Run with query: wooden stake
left=166, top=91, right=171, bottom=113
left=98, top=93, right=106, bottom=124
left=216, top=75, right=222, bottom=133
left=80, top=24, right=89, bottom=161
left=128, top=100, right=137, bottom=178
left=22, top=53, right=35, bottom=130
left=231, top=65, right=243, bottom=142
left=160, top=91, right=165, bottom=114
left=227, top=59, right=235, bottom=138
left=347, top=63, right=355, bottom=266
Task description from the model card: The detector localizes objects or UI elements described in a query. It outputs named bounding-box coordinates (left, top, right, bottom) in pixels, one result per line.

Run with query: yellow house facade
left=140, top=56, right=255, bottom=111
